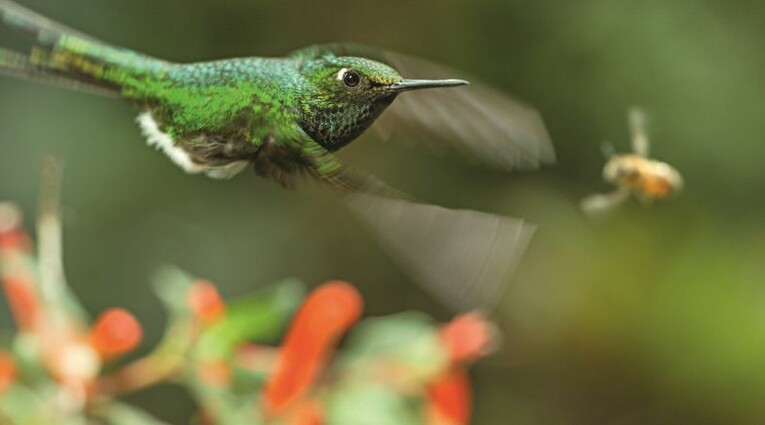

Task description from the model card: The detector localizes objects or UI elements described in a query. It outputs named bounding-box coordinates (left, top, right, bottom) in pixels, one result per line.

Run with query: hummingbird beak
left=388, top=79, right=469, bottom=92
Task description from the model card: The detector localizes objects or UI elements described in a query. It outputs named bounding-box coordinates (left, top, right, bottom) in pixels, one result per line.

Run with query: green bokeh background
left=2, top=0, right=765, bottom=423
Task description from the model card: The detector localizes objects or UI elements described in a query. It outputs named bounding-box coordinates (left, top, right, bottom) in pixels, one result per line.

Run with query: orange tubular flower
left=0, top=208, right=40, bottom=333
left=426, top=369, right=472, bottom=425
left=0, top=228, right=31, bottom=254
left=89, top=308, right=143, bottom=358
left=427, top=313, right=497, bottom=424
left=0, top=204, right=31, bottom=254
left=285, top=399, right=324, bottom=425
left=440, top=313, right=496, bottom=365
left=264, top=281, right=363, bottom=416
left=1, top=275, right=41, bottom=332
left=0, top=351, right=16, bottom=393
left=188, top=280, right=226, bottom=324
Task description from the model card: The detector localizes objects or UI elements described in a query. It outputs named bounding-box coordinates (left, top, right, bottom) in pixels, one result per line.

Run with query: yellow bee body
left=581, top=108, right=683, bottom=215
left=603, top=154, right=683, bottom=200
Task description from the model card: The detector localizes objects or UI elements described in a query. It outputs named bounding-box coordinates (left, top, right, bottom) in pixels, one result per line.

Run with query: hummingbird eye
left=339, top=68, right=361, bottom=88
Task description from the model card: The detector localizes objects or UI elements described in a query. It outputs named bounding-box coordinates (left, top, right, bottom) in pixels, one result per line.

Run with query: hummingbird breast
left=299, top=95, right=396, bottom=152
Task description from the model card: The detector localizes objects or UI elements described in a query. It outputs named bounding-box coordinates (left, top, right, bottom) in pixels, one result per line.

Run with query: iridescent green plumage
left=0, top=0, right=556, bottom=311
left=0, top=0, right=471, bottom=186
left=0, top=0, right=555, bottom=185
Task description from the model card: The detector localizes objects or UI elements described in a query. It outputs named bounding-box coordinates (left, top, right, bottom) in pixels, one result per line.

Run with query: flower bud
left=441, top=313, right=497, bottom=364
left=0, top=351, right=17, bottom=393
left=90, top=308, right=143, bottom=358
left=188, top=280, right=226, bottom=324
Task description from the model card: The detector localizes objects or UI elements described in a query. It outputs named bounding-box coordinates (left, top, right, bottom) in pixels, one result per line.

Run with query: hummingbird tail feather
left=0, top=0, right=168, bottom=95
left=0, top=46, right=118, bottom=96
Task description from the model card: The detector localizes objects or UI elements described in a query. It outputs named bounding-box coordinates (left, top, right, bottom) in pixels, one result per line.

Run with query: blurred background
left=2, top=0, right=765, bottom=423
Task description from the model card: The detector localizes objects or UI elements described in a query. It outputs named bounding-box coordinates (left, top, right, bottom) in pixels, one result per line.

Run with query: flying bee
left=580, top=108, right=683, bottom=215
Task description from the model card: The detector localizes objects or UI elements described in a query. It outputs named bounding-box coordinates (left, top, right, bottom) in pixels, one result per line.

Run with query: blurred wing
left=346, top=192, right=535, bottom=311
left=379, top=53, right=555, bottom=171
left=304, top=159, right=535, bottom=311
left=293, top=44, right=556, bottom=171
left=316, top=168, right=405, bottom=198
left=628, top=107, right=650, bottom=157
left=600, top=141, right=616, bottom=159
left=580, top=188, right=630, bottom=217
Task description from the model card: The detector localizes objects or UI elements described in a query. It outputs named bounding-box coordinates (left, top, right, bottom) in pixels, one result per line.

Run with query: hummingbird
left=0, top=0, right=555, bottom=310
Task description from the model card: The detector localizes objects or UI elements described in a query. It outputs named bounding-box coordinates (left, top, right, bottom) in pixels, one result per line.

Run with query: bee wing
left=580, top=188, right=631, bottom=217
left=600, top=141, right=616, bottom=159
left=314, top=166, right=535, bottom=312
left=628, top=107, right=650, bottom=157
left=292, top=44, right=556, bottom=172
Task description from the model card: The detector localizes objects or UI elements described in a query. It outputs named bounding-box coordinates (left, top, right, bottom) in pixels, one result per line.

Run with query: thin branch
left=97, top=354, right=183, bottom=396
left=36, top=156, right=66, bottom=307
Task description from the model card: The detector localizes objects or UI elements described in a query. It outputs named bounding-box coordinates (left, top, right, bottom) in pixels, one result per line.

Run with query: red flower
left=90, top=308, right=143, bottom=358
left=426, top=369, right=472, bottom=425
left=2, top=275, right=41, bottom=332
left=286, top=399, right=323, bottom=425
left=0, top=228, right=31, bottom=253
left=0, top=351, right=16, bottom=393
left=0, top=207, right=40, bottom=332
left=440, top=313, right=496, bottom=365
left=426, top=313, right=497, bottom=424
left=0, top=204, right=31, bottom=253
left=188, top=280, right=226, bottom=324
left=264, top=281, right=363, bottom=416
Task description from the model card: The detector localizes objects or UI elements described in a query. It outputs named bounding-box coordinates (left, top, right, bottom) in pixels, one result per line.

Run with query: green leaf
left=12, top=334, right=51, bottom=385
left=186, top=374, right=264, bottom=425
left=340, top=312, right=448, bottom=379
left=0, top=384, right=90, bottom=425
left=93, top=402, right=173, bottom=425
left=195, top=278, right=305, bottom=360
left=0, top=384, right=40, bottom=424
left=327, top=382, right=421, bottom=425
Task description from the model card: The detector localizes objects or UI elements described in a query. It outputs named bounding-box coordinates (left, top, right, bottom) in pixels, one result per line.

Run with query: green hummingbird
left=0, top=0, right=555, bottom=310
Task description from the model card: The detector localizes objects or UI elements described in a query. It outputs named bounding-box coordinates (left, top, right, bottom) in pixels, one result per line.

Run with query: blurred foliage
left=0, top=204, right=490, bottom=424
left=1, top=0, right=765, bottom=424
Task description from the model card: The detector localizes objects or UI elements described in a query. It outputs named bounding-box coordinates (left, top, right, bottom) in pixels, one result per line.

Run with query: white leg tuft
left=137, top=111, right=249, bottom=180
left=137, top=111, right=206, bottom=174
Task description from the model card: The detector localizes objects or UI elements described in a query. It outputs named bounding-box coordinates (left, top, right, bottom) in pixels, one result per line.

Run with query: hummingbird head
left=296, top=55, right=467, bottom=152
